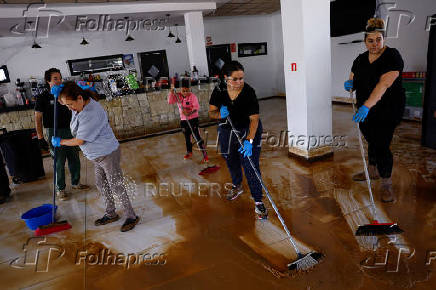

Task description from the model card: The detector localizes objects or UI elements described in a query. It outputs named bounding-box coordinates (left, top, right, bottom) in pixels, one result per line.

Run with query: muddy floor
left=0, top=99, right=435, bottom=289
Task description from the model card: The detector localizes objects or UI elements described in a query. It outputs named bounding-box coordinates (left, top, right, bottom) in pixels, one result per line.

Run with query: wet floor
left=0, top=99, right=435, bottom=289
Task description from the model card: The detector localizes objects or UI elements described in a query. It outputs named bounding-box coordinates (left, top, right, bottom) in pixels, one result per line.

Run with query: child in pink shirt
left=168, top=80, right=208, bottom=162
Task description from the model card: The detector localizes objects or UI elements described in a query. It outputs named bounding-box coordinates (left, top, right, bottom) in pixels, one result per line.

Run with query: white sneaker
left=56, top=189, right=69, bottom=201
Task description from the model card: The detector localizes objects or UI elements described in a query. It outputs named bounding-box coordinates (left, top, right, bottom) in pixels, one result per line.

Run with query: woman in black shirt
left=345, top=18, right=406, bottom=202
left=209, top=61, right=267, bottom=219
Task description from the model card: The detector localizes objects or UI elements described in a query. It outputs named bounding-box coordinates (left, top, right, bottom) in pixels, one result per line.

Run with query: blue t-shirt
left=70, top=98, right=118, bottom=160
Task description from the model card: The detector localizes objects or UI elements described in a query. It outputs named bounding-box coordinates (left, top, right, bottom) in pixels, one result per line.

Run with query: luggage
left=0, top=128, right=45, bottom=183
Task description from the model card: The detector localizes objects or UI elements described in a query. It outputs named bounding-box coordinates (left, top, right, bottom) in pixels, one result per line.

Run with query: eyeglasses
left=228, top=77, right=244, bottom=82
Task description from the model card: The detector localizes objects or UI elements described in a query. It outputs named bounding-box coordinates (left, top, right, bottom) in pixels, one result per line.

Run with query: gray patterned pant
left=92, top=147, right=136, bottom=219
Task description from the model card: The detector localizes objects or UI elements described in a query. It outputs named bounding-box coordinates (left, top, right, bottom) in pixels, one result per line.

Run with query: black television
left=0, top=65, right=10, bottom=83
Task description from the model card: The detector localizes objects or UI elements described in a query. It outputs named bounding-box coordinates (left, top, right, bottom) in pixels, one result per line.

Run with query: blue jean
left=218, top=121, right=263, bottom=202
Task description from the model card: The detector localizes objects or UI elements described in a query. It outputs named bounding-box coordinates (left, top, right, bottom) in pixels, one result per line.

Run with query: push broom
left=225, top=116, right=323, bottom=271
left=173, top=89, right=220, bottom=175
left=35, top=85, right=72, bottom=236
left=350, top=91, right=403, bottom=236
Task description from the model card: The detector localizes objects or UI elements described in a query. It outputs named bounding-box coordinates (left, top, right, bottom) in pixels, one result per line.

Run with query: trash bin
left=0, top=128, right=45, bottom=183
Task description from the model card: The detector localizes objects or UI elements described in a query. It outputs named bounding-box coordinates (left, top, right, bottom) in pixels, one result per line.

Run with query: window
left=238, top=43, right=267, bottom=57
left=67, top=54, right=124, bottom=76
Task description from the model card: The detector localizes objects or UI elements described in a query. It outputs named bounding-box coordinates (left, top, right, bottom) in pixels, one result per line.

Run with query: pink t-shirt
left=168, top=91, right=200, bottom=121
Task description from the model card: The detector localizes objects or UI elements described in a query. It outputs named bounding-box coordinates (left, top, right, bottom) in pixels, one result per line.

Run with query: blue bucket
left=21, top=204, right=57, bottom=230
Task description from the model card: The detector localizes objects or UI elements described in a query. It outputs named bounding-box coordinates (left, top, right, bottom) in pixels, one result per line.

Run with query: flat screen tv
left=0, top=65, right=10, bottom=83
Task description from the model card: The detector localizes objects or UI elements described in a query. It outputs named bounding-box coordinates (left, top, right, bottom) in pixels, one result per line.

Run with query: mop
left=225, top=116, right=322, bottom=271
left=350, top=91, right=403, bottom=236
left=35, top=85, right=72, bottom=236
left=173, top=90, right=220, bottom=175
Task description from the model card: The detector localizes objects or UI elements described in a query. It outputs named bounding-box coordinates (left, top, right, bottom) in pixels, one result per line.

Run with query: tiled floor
left=1, top=99, right=435, bottom=289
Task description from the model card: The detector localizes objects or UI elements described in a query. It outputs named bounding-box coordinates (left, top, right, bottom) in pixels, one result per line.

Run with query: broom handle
left=350, top=91, right=377, bottom=218
left=52, top=91, right=58, bottom=224
left=225, top=116, right=301, bottom=255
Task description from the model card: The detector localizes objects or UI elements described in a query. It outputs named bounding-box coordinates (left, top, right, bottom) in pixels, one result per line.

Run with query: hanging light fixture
left=30, top=21, right=41, bottom=48
left=175, top=24, right=181, bottom=43
left=166, top=14, right=175, bottom=38
left=124, top=16, right=135, bottom=41
left=80, top=27, right=89, bottom=45
left=80, top=37, right=89, bottom=45
left=32, top=41, right=41, bottom=49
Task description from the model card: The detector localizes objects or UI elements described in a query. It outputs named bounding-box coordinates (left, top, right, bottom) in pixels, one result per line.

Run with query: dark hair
left=59, top=81, right=99, bottom=102
left=221, top=61, right=244, bottom=77
left=44, top=68, right=61, bottom=84
left=181, top=78, right=191, bottom=89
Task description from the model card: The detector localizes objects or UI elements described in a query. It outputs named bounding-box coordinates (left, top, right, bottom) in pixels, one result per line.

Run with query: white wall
left=204, top=14, right=285, bottom=98
left=331, top=0, right=435, bottom=98
left=0, top=28, right=190, bottom=93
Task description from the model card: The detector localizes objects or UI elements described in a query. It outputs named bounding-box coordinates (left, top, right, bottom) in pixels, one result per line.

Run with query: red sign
left=206, top=36, right=212, bottom=46
left=230, top=43, right=236, bottom=53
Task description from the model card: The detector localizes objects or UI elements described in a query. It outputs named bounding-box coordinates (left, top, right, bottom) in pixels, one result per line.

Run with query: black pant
left=181, top=118, right=206, bottom=157
left=359, top=112, right=401, bottom=178
left=218, top=121, right=263, bottom=202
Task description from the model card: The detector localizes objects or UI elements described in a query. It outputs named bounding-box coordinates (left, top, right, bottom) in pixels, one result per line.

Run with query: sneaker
left=121, top=216, right=139, bottom=232
left=94, top=214, right=120, bottom=226
left=184, top=152, right=193, bottom=160
left=255, top=202, right=268, bottom=220
left=72, top=184, right=90, bottom=190
left=56, top=189, right=69, bottom=201
left=226, top=184, right=243, bottom=201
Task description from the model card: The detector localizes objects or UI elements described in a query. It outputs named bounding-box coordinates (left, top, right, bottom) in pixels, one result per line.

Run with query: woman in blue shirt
left=51, top=81, right=139, bottom=232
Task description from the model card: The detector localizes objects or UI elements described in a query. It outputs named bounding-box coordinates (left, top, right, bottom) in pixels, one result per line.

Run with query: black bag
left=0, top=128, right=45, bottom=183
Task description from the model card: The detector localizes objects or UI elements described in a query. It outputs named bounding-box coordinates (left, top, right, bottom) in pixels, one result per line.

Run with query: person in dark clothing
left=344, top=18, right=406, bottom=202
left=209, top=61, right=267, bottom=219
left=0, top=152, right=11, bottom=204
left=34, top=68, right=89, bottom=201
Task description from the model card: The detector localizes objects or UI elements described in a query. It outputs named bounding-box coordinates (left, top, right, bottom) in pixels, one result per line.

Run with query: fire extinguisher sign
left=290, top=63, right=297, bottom=72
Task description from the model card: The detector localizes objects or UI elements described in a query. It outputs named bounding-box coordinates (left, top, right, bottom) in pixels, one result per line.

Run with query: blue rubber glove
left=220, top=106, right=229, bottom=118
left=50, top=84, right=64, bottom=99
left=344, top=80, right=353, bottom=92
left=353, top=105, right=370, bottom=123
left=238, top=140, right=253, bottom=158
left=51, top=136, right=61, bottom=147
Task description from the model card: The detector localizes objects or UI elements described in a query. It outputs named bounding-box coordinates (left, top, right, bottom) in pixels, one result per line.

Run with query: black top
left=351, top=46, right=405, bottom=117
left=34, top=90, right=72, bottom=129
left=209, top=83, right=260, bottom=129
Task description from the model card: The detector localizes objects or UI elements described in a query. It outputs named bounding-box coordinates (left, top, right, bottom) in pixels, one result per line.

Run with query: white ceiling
left=0, top=0, right=282, bottom=37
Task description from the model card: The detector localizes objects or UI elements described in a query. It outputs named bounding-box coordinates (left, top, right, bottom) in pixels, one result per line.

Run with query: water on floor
left=0, top=99, right=435, bottom=289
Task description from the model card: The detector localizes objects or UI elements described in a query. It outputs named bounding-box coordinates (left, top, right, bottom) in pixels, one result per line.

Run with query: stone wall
left=0, top=84, right=215, bottom=140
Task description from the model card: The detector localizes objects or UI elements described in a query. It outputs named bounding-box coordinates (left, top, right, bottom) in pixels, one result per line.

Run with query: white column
left=184, top=12, right=209, bottom=76
left=280, top=0, right=333, bottom=160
